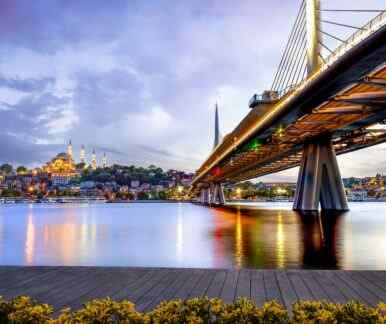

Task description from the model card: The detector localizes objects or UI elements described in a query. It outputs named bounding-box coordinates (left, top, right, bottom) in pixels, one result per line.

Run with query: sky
left=0, top=0, right=385, bottom=181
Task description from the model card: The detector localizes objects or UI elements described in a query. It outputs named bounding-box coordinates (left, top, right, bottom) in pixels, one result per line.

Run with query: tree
left=158, top=191, right=167, bottom=200
left=16, top=166, right=28, bottom=174
left=1, top=189, right=21, bottom=197
left=137, top=191, right=149, bottom=200
left=0, top=163, right=13, bottom=174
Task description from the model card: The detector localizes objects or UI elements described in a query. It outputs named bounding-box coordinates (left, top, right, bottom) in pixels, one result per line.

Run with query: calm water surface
left=0, top=202, right=385, bottom=269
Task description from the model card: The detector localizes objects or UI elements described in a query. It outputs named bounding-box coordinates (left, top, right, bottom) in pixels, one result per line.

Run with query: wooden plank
left=126, top=269, right=171, bottom=304
left=300, top=271, right=329, bottom=300
left=63, top=268, right=153, bottom=311
left=275, top=271, right=297, bottom=312
left=235, top=269, right=251, bottom=299
left=3, top=268, right=67, bottom=299
left=31, top=268, right=93, bottom=302
left=358, top=272, right=386, bottom=298
left=366, top=271, right=386, bottom=290
left=286, top=270, right=314, bottom=301
left=220, top=270, right=239, bottom=303
left=144, top=269, right=192, bottom=310
left=50, top=268, right=137, bottom=312
left=347, top=272, right=386, bottom=304
left=0, top=267, right=385, bottom=312
left=205, top=270, right=227, bottom=299
left=0, top=267, right=37, bottom=286
left=55, top=268, right=122, bottom=310
left=136, top=269, right=180, bottom=312
left=0, top=267, right=58, bottom=295
left=311, top=271, right=347, bottom=303
left=324, top=271, right=365, bottom=304
left=111, top=269, right=155, bottom=302
left=333, top=271, right=379, bottom=307
left=263, top=270, right=283, bottom=305
left=173, top=269, right=204, bottom=300
left=250, top=270, right=266, bottom=306
left=188, top=269, right=217, bottom=298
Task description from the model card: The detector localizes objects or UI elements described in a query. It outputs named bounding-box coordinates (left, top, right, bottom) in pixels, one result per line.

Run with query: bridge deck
left=0, top=267, right=385, bottom=312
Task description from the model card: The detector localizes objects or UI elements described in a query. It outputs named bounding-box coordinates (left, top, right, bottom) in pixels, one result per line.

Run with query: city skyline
left=0, top=0, right=385, bottom=181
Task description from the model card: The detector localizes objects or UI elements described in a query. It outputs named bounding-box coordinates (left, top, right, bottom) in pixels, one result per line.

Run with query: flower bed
left=0, top=295, right=385, bottom=323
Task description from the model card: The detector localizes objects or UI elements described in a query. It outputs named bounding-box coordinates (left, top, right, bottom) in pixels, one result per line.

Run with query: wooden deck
left=0, top=267, right=385, bottom=312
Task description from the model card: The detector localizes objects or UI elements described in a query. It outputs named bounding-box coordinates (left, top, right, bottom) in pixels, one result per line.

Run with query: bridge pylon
left=199, top=183, right=225, bottom=206
left=293, top=137, right=348, bottom=212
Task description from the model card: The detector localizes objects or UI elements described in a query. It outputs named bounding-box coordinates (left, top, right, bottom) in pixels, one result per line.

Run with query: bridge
left=192, top=0, right=386, bottom=212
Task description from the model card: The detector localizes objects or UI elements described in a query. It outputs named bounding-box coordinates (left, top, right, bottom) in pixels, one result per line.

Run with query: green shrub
left=0, top=295, right=385, bottom=323
left=0, top=296, right=53, bottom=324
left=52, top=298, right=148, bottom=324
left=292, top=300, right=386, bottom=324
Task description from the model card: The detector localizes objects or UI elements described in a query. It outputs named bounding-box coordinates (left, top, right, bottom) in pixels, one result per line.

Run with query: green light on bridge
left=248, top=139, right=262, bottom=151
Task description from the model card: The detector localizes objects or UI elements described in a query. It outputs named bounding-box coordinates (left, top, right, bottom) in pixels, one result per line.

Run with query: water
left=0, top=202, right=385, bottom=269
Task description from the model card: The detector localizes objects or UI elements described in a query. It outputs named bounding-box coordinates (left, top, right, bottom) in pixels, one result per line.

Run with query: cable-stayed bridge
left=191, top=1, right=386, bottom=212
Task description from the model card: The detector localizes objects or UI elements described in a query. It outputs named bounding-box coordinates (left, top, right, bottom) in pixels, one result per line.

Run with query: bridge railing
left=322, top=10, right=386, bottom=72
left=278, top=10, right=386, bottom=100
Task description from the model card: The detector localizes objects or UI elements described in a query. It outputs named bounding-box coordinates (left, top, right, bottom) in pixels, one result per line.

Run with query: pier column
left=293, top=137, right=348, bottom=212
left=209, top=183, right=226, bottom=205
left=199, top=189, right=205, bottom=204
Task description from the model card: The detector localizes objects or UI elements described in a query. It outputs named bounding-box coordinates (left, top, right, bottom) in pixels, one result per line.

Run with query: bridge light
left=276, top=187, right=287, bottom=195
left=249, top=139, right=262, bottom=151
left=212, top=166, right=221, bottom=176
left=276, top=125, right=285, bottom=137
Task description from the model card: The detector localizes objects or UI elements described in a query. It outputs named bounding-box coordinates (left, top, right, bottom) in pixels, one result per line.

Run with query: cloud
left=0, top=0, right=385, bottom=178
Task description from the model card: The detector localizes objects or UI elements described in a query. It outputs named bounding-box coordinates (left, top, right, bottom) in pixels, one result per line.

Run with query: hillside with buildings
left=0, top=141, right=194, bottom=202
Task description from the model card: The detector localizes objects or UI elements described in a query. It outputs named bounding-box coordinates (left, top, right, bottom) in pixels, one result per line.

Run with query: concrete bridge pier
left=199, top=183, right=225, bottom=205
left=293, top=137, right=348, bottom=212
left=211, top=183, right=226, bottom=205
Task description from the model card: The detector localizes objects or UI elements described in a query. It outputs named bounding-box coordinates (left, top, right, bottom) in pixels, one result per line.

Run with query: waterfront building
left=347, top=189, right=368, bottom=201
left=130, top=180, right=140, bottom=188
left=43, top=151, right=78, bottom=186
left=91, top=149, right=97, bottom=170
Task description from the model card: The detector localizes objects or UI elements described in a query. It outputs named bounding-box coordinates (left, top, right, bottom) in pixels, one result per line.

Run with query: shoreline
left=1, top=198, right=386, bottom=204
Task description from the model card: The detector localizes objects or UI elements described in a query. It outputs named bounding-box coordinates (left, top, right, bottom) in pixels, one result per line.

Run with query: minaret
left=67, top=139, right=73, bottom=161
left=213, top=102, right=221, bottom=149
left=102, top=153, right=107, bottom=168
left=80, top=145, right=86, bottom=164
left=91, top=149, right=97, bottom=170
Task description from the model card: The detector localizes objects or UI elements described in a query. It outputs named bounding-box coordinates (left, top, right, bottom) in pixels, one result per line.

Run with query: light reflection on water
left=0, top=202, right=386, bottom=269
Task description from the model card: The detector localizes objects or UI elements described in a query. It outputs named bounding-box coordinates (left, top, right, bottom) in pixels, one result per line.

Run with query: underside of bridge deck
left=192, top=8, right=386, bottom=212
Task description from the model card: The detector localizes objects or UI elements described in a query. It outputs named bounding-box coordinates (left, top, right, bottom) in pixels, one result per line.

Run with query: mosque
left=43, top=141, right=108, bottom=185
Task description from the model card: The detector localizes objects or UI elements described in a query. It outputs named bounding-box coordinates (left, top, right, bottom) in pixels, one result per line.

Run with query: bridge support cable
left=321, top=20, right=365, bottom=31
left=318, top=41, right=333, bottom=54
left=271, top=0, right=308, bottom=93
left=279, top=30, right=307, bottom=92
left=293, top=138, right=348, bottom=212
left=318, top=29, right=347, bottom=43
left=318, top=9, right=385, bottom=13
left=271, top=0, right=306, bottom=90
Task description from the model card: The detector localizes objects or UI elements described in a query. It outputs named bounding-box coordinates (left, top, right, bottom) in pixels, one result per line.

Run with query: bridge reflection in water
left=208, top=205, right=351, bottom=269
